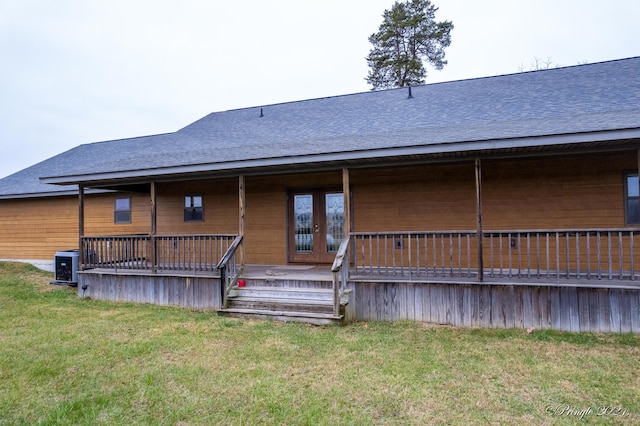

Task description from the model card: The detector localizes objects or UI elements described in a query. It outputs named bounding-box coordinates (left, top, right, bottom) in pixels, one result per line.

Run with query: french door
left=288, top=190, right=344, bottom=263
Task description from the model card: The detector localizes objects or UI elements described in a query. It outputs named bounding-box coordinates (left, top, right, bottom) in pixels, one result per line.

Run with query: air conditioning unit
left=52, top=250, right=79, bottom=286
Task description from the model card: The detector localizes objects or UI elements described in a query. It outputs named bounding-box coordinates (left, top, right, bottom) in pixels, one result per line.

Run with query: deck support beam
left=78, top=184, right=85, bottom=268
left=239, top=175, right=246, bottom=269
left=475, top=159, right=484, bottom=282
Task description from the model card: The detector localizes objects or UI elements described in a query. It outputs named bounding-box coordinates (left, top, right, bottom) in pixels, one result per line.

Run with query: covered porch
left=71, top=147, right=640, bottom=330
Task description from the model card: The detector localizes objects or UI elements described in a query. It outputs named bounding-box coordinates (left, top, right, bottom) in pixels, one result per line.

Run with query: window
left=184, top=195, right=203, bottom=222
left=114, top=197, right=131, bottom=224
left=626, top=174, right=639, bottom=225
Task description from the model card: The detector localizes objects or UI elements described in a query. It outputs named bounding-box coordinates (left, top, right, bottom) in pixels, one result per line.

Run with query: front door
left=288, top=190, right=344, bottom=263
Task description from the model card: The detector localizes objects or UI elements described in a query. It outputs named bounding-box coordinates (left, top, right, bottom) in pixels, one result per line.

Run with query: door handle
left=314, top=224, right=319, bottom=233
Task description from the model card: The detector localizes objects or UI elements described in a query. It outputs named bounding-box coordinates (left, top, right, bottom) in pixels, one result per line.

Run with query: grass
left=1, top=261, right=639, bottom=425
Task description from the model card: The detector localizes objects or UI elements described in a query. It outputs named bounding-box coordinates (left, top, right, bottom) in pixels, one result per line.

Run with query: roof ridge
left=182, top=56, right=640, bottom=126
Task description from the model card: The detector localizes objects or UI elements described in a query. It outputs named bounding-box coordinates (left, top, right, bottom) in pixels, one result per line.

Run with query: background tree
left=517, top=57, right=561, bottom=72
left=366, top=0, right=453, bottom=90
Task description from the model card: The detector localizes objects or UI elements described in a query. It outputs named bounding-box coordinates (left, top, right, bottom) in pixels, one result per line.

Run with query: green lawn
left=1, top=261, right=639, bottom=425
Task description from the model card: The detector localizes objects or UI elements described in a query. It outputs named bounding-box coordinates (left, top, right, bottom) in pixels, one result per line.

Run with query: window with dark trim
left=114, top=197, right=131, bottom=224
left=184, top=195, right=203, bottom=222
left=626, top=173, right=639, bottom=225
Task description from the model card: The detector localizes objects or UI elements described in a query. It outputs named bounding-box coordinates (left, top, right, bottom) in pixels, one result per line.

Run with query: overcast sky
left=1, top=0, right=638, bottom=179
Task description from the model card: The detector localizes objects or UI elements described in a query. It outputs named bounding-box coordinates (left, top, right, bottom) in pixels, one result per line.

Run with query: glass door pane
left=325, top=193, right=344, bottom=253
left=294, top=194, right=313, bottom=253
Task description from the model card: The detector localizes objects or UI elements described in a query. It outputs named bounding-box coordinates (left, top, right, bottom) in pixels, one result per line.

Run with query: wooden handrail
left=331, top=235, right=351, bottom=316
left=217, top=235, right=243, bottom=309
left=216, top=235, right=243, bottom=270
left=331, top=237, right=351, bottom=273
left=352, top=228, right=640, bottom=235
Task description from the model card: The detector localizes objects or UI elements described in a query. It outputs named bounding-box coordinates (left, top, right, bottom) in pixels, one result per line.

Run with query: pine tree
left=366, top=0, right=453, bottom=90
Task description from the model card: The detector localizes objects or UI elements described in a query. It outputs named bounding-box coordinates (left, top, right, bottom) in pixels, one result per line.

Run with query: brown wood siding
left=1, top=151, right=635, bottom=265
left=0, top=196, right=78, bottom=260
left=245, top=171, right=343, bottom=264
left=155, top=179, right=238, bottom=235
left=482, top=153, right=635, bottom=229
left=84, top=193, right=150, bottom=235
left=0, top=192, right=153, bottom=260
left=351, top=162, right=477, bottom=232
left=350, top=152, right=635, bottom=233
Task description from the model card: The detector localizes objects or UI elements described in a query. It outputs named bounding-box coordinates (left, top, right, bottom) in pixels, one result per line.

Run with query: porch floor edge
left=349, top=276, right=640, bottom=289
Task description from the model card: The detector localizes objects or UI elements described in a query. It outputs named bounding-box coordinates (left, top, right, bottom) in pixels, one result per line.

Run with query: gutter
left=0, top=188, right=110, bottom=200
left=40, top=127, right=640, bottom=186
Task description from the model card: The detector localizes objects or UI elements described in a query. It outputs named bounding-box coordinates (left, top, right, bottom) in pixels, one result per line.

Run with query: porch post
left=150, top=181, right=157, bottom=273
left=475, top=159, right=484, bottom=282
left=78, top=184, right=85, bottom=268
left=342, top=168, right=351, bottom=236
left=239, top=175, right=246, bottom=268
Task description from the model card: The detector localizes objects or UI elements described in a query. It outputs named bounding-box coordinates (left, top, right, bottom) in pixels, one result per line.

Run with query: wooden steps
left=218, top=279, right=345, bottom=325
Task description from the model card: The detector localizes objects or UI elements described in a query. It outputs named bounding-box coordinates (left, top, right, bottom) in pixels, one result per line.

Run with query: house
left=1, top=57, right=639, bottom=331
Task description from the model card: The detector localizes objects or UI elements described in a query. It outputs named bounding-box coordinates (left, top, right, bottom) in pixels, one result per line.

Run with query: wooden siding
left=78, top=272, right=222, bottom=309
left=350, top=152, right=636, bottom=233
left=1, top=151, right=636, bottom=266
left=84, top=193, right=150, bottom=235
left=0, top=192, right=150, bottom=261
left=351, top=162, right=477, bottom=231
left=244, top=171, right=343, bottom=264
left=0, top=195, right=78, bottom=259
left=349, top=281, right=640, bottom=333
left=156, top=179, right=238, bottom=235
left=482, top=153, right=635, bottom=229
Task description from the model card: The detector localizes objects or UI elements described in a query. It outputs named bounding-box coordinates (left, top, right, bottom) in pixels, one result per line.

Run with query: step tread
left=230, top=296, right=333, bottom=305
left=229, top=287, right=334, bottom=300
left=234, top=285, right=333, bottom=293
left=219, top=307, right=343, bottom=320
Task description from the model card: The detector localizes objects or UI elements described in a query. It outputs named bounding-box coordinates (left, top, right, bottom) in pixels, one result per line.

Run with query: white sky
left=1, top=0, right=639, bottom=178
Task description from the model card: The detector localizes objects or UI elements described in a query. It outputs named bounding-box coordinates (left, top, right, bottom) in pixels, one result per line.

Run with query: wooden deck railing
left=81, top=234, right=238, bottom=273
left=484, top=229, right=639, bottom=281
left=155, top=234, right=237, bottom=272
left=216, top=235, right=243, bottom=308
left=351, top=229, right=640, bottom=282
left=82, top=235, right=151, bottom=271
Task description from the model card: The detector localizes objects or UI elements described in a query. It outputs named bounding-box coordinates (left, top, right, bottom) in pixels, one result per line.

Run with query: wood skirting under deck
left=78, top=270, right=222, bottom=310
left=77, top=268, right=640, bottom=333
left=348, top=280, right=640, bottom=333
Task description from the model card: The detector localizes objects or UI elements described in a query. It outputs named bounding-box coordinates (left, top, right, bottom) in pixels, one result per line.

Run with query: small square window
left=114, top=197, right=131, bottom=224
left=626, top=174, right=640, bottom=225
left=184, top=195, right=203, bottom=222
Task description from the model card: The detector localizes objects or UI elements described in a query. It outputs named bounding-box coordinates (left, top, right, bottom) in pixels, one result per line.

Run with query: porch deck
left=246, top=262, right=632, bottom=289
left=77, top=229, right=640, bottom=332
left=78, top=263, right=640, bottom=331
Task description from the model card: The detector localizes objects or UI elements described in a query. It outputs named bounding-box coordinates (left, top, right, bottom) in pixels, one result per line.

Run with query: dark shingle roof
left=2, top=56, right=640, bottom=198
